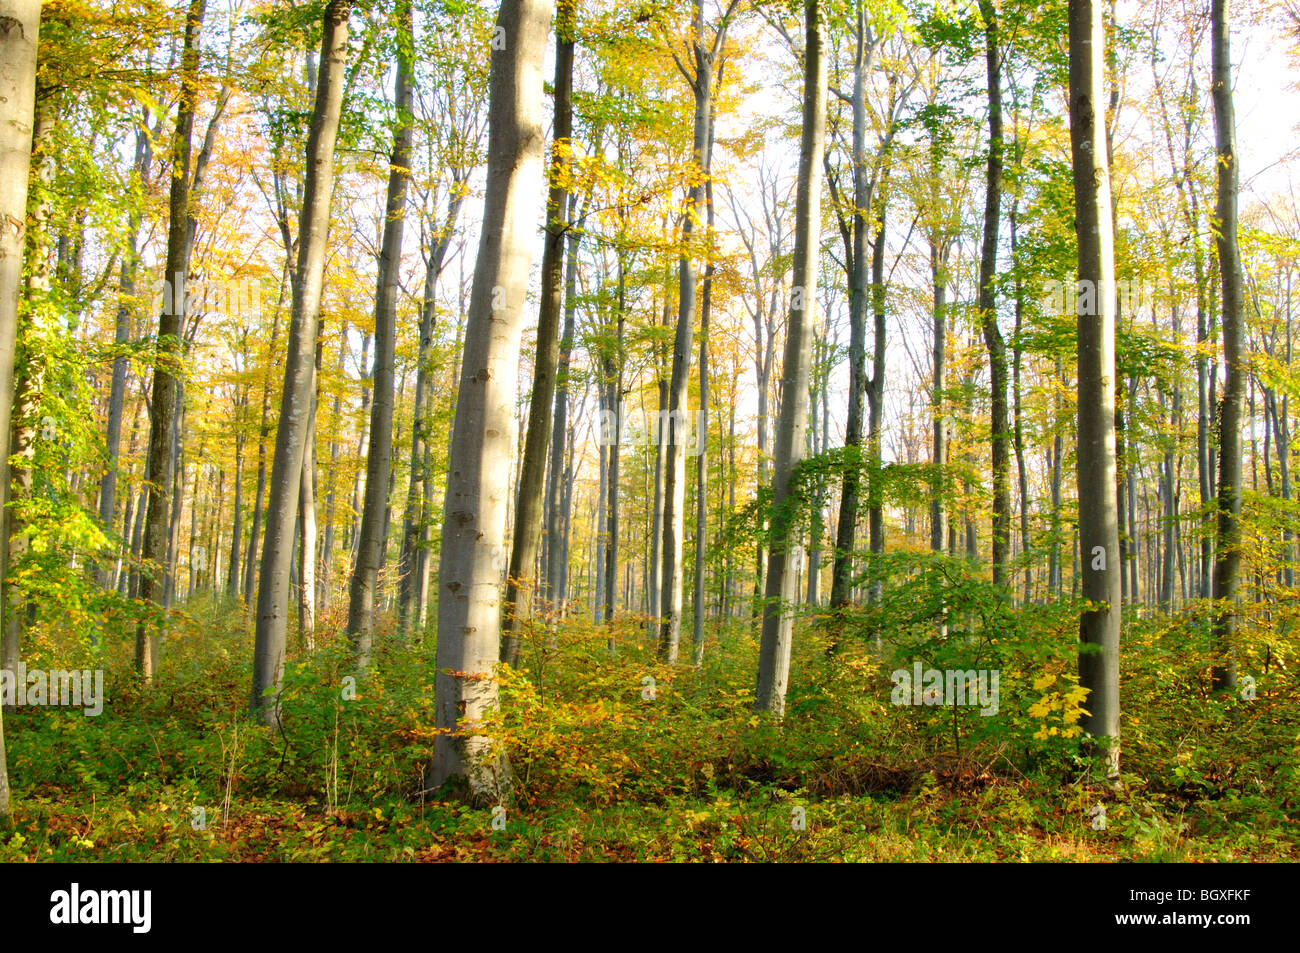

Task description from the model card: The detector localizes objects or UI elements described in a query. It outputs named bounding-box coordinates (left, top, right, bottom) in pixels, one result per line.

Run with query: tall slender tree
left=501, top=0, right=575, bottom=668
left=1209, top=0, right=1244, bottom=692
left=0, top=0, right=40, bottom=827
left=426, top=0, right=553, bottom=800
left=1070, top=0, right=1122, bottom=776
left=659, top=0, right=736, bottom=663
left=347, top=0, right=415, bottom=664
left=251, top=0, right=352, bottom=726
left=754, top=0, right=826, bottom=718
left=978, top=0, right=1010, bottom=586
left=137, top=0, right=206, bottom=683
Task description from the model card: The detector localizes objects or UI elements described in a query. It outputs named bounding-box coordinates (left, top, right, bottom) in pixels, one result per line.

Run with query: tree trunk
left=347, top=331, right=371, bottom=565
left=830, top=8, right=871, bottom=612
left=243, top=271, right=285, bottom=605
left=1209, top=0, right=1244, bottom=692
left=426, top=0, right=552, bottom=801
left=251, top=0, right=352, bottom=726
left=1011, top=206, right=1032, bottom=601
left=544, top=198, right=582, bottom=615
left=228, top=411, right=244, bottom=598
left=1161, top=303, right=1181, bottom=609
left=979, top=0, right=1010, bottom=587
left=930, top=234, right=949, bottom=554
left=98, top=127, right=152, bottom=585
left=501, top=3, right=574, bottom=667
left=298, top=352, right=319, bottom=651
left=346, top=0, right=413, bottom=664
left=0, top=0, right=39, bottom=825
left=1069, top=0, right=1122, bottom=776
left=866, top=177, right=889, bottom=603
left=693, top=180, right=714, bottom=663
left=604, top=246, right=626, bottom=628
left=754, top=0, right=825, bottom=718
left=137, top=0, right=206, bottom=684
left=398, top=188, right=464, bottom=632
left=659, top=0, right=718, bottom=663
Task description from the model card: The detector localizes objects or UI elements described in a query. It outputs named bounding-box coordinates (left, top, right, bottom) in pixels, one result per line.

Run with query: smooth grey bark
left=227, top=386, right=245, bottom=597
left=98, top=124, right=153, bottom=581
left=1127, top=373, right=1139, bottom=602
left=646, top=296, right=668, bottom=624
left=1069, top=0, right=1122, bottom=776
left=115, top=401, right=143, bottom=594
left=0, top=0, right=39, bottom=826
left=865, top=174, right=888, bottom=603
left=1160, top=306, right=1181, bottom=609
left=605, top=256, right=625, bottom=628
left=754, top=0, right=825, bottom=718
left=298, top=347, right=319, bottom=650
left=321, top=330, right=345, bottom=614
left=137, top=0, right=206, bottom=684
left=727, top=178, right=780, bottom=616
left=806, top=308, right=828, bottom=606
left=162, top=394, right=185, bottom=608
left=252, top=0, right=352, bottom=726
left=129, top=483, right=147, bottom=599
left=544, top=196, right=583, bottom=615
left=979, top=0, right=1010, bottom=587
left=426, top=0, right=552, bottom=801
left=346, top=0, right=414, bottom=665
left=242, top=273, right=285, bottom=605
left=660, top=0, right=732, bottom=663
left=928, top=161, right=950, bottom=556
left=693, top=178, right=715, bottom=663
left=1011, top=205, right=1032, bottom=601
left=347, top=331, right=371, bottom=565
left=501, top=2, right=574, bottom=667
left=397, top=182, right=465, bottom=631
left=828, top=8, right=874, bottom=612
left=1049, top=357, right=1064, bottom=594
left=1210, top=0, right=1244, bottom=691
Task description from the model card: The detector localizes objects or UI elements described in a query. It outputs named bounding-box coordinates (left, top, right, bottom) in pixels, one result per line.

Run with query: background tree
left=754, top=0, right=826, bottom=719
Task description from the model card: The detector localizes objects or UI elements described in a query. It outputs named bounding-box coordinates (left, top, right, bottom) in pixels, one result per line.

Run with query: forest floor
left=1, top=594, right=1297, bottom=862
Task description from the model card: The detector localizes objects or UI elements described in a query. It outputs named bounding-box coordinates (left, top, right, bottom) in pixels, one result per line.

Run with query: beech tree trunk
left=501, top=0, right=574, bottom=668
left=298, top=349, right=319, bottom=650
left=426, top=0, right=552, bottom=801
left=397, top=184, right=464, bottom=631
left=544, top=199, right=582, bottom=616
left=829, top=8, right=871, bottom=612
left=754, top=0, right=825, bottom=718
left=660, top=0, right=720, bottom=663
left=693, top=179, right=715, bottom=663
left=346, top=0, right=413, bottom=664
left=137, top=0, right=206, bottom=684
left=1209, top=0, right=1244, bottom=692
left=1070, top=0, right=1122, bottom=776
left=979, top=0, right=1011, bottom=587
left=251, top=0, right=351, bottom=726
left=0, top=0, right=39, bottom=826
left=98, top=126, right=152, bottom=586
